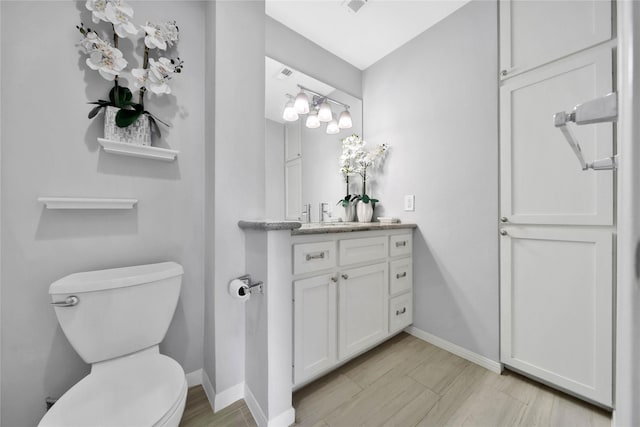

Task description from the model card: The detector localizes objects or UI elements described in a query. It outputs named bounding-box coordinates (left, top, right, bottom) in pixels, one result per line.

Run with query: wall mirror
left=265, top=56, right=363, bottom=221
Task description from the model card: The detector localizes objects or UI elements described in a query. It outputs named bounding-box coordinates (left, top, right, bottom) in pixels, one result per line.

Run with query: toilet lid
left=39, top=352, right=186, bottom=427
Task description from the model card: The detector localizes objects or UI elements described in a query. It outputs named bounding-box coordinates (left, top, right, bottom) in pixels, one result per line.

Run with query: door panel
left=500, top=0, right=611, bottom=78
left=500, top=49, right=614, bottom=225
left=293, top=274, right=337, bottom=385
left=500, top=227, right=612, bottom=405
left=339, top=263, right=388, bottom=360
left=285, top=158, right=302, bottom=220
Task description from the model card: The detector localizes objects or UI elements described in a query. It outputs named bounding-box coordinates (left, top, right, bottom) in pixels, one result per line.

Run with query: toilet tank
left=49, top=262, right=184, bottom=364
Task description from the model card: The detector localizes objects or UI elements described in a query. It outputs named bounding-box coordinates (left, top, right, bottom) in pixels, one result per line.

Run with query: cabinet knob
left=500, top=217, right=508, bottom=223
left=330, top=276, right=338, bottom=283
left=341, top=274, right=349, bottom=280
left=500, top=69, right=508, bottom=77
left=500, top=229, right=508, bottom=236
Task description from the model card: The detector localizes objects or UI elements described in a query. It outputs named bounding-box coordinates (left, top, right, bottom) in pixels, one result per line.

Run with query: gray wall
left=266, top=16, right=362, bottom=99
left=362, top=0, right=500, bottom=361
left=211, top=0, right=266, bottom=397
left=265, top=119, right=285, bottom=219
left=0, top=1, right=206, bottom=425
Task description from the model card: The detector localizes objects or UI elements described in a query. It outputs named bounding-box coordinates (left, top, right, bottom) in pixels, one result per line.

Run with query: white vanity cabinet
left=292, top=228, right=414, bottom=386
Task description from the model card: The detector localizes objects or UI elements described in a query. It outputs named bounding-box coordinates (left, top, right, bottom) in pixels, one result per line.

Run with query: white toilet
left=39, top=262, right=188, bottom=427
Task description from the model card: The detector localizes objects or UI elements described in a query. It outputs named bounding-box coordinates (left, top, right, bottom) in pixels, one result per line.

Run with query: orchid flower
left=105, top=0, right=138, bottom=38
left=142, top=21, right=179, bottom=50
left=85, top=0, right=109, bottom=24
left=79, top=29, right=127, bottom=81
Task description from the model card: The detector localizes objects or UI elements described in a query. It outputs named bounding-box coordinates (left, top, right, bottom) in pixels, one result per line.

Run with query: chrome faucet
left=319, top=202, right=330, bottom=223
left=301, top=204, right=312, bottom=223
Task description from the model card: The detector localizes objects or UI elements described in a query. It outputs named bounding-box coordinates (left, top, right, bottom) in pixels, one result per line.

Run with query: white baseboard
left=202, top=370, right=216, bottom=413
left=244, top=385, right=295, bottom=427
left=244, top=385, right=267, bottom=427
left=214, top=382, right=245, bottom=412
left=405, top=326, right=503, bottom=374
left=186, top=369, right=203, bottom=387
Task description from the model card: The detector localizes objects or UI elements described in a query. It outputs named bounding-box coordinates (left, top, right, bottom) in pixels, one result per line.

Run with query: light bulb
left=294, top=91, right=310, bottom=114
left=338, top=109, right=352, bottom=129
left=282, top=100, right=299, bottom=122
left=318, top=101, right=332, bottom=122
left=326, top=119, right=340, bottom=134
left=306, top=110, right=320, bottom=128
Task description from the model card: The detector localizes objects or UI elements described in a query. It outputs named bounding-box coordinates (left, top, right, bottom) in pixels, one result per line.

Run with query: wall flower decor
left=77, top=0, right=184, bottom=145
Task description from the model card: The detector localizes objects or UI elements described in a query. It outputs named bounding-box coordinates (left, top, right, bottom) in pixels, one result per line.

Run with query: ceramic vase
left=356, top=201, right=373, bottom=223
left=104, top=106, right=151, bottom=146
left=340, top=203, right=355, bottom=222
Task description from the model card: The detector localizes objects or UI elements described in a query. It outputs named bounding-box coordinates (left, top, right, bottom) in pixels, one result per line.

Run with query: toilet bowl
left=39, top=262, right=187, bottom=427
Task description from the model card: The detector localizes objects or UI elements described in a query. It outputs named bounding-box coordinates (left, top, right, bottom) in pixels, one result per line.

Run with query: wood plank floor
left=180, top=332, right=611, bottom=427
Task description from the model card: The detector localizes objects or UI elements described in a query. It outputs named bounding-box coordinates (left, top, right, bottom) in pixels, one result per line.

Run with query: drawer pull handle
left=395, top=241, right=407, bottom=248
left=396, top=272, right=407, bottom=279
left=396, top=307, right=407, bottom=316
left=341, top=274, right=349, bottom=280
left=306, top=252, right=325, bottom=261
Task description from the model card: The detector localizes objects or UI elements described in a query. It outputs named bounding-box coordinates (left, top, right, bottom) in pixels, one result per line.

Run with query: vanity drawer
left=389, top=258, right=412, bottom=296
left=390, top=234, right=412, bottom=257
left=389, top=292, right=413, bottom=333
left=293, top=241, right=337, bottom=275
left=339, top=236, right=388, bottom=266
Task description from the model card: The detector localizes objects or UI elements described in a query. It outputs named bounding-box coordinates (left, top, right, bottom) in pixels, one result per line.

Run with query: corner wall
left=0, top=2, right=206, bottom=425
left=362, top=0, right=500, bottom=361
left=211, top=0, right=266, bottom=402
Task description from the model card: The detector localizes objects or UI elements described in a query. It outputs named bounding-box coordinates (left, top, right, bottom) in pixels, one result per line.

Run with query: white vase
left=356, top=201, right=373, bottom=223
left=340, top=203, right=355, bottom=222
left=104, top=106, right=151, bottom=146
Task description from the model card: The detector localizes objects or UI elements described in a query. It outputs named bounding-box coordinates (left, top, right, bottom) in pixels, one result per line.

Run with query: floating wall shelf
left=38, top=197, right=138, bottom=210
left=97, top=138, right=179, bottom=162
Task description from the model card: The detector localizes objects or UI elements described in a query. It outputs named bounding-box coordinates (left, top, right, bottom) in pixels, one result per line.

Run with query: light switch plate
left=404, top=195, right=415, bottom=211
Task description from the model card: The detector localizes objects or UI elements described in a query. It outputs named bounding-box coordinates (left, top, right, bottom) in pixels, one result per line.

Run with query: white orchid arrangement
left=78, top=0, right=184, bottom=134
left=337, top=134, right=389, bottom=206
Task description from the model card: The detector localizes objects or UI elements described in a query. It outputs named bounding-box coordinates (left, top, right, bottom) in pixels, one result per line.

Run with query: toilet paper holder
left=236, top=274, right=264, bottom=296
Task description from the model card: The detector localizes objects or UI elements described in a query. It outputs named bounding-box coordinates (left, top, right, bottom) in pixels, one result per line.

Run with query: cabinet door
left=339, top=263, right=388, bottom=360
left=500, top=227, right=613, bottom=406
left=285, top=121, right=301, bottom=161
left=500, top=0, right=611, bottom=78
left=500, top=48, right=614, bottom=226
left=285, top=158, right=302, bottom=220
left=293, top=274, right=337, bottom=385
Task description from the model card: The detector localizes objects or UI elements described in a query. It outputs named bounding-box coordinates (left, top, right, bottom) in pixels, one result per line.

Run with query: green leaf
left=88, top=105, right=104, bottom=119
left=109, top=86, right=134, bottom=108
left=370, top=198, right=379, bottom=203
left=115, top=109, right=143, bottom=127
left=362, top=194, right=370, bottom=204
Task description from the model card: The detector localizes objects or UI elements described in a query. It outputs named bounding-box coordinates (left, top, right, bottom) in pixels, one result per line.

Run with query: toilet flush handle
left=51, top=296, right=79, bottom=307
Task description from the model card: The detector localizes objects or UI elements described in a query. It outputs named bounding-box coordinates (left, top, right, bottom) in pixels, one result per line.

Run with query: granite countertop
left=237, top=220, right=302, bottom=231
left=291, top=221, right=417, bottom=235
left=238, top=220, right=417, bottom=235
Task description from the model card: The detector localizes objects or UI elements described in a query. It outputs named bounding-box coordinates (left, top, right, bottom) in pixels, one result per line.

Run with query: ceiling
left=266, top=0, right=472, bottom=70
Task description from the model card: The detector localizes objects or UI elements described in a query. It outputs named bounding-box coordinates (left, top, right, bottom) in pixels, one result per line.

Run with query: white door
left=285, top=158, right=302, bottom=220
left=499, top=0, right=611, bottom=79
left=339, top=262, right=388, bottom=360
left=499, top=26, right=615, bottom=406
left=500, top=228, right=613, bottom=406
left=500, top=48, right=614, bottom=226
left=293, top=274, right=337, bottom=385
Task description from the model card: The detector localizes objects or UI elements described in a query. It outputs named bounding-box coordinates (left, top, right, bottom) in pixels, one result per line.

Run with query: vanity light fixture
left=326, top=119, right=340, bottom=134
left=306, top=110, right=321, bottom=128
left=282, top=98, right=299, bottom=122
left=294, top=90, right=310, bottom=114
left=283, top=85, right=351, bottom=133
left=318, top=101, right=333, bottom=122
left=338, top=109, right=353, bottom=129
